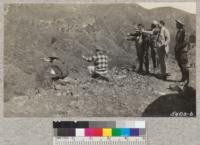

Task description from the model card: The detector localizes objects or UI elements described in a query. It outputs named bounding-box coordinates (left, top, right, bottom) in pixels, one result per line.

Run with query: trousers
left=175, top=52, right=189, bottom=83
left=157, top=45, right=167, bottom=75
left=137, top=41, right=149, bottom=73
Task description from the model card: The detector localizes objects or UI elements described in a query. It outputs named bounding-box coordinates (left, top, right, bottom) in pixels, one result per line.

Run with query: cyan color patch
left=120, top=128, right=130, bottom=136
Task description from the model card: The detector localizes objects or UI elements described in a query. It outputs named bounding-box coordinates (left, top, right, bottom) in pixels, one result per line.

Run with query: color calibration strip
left=53, top=121, right=146, bottom=145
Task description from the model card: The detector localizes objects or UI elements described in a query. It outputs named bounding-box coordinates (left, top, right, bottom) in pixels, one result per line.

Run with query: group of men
left=126, top=19, right=190, bottom=85
left=81, top=19, right=190, bottom=85
left=127, top=20, right=170, bottom=78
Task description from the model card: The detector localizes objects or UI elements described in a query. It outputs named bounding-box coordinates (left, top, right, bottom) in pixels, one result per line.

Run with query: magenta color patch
left=85, top=128, right=93, bottom=136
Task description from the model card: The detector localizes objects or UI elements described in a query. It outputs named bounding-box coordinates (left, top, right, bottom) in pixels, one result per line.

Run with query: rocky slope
left=4, top=4, right=196, bottom=117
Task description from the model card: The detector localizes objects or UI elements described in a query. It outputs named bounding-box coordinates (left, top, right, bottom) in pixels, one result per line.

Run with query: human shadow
left=142, top=86, right=196, bottom=117
left=163, top=79, right=180, bottom=83
left=153, top=74, right=180, bottom=83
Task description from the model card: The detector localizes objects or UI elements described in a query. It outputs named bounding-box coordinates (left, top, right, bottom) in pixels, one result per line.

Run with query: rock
left=154, top=90, right=167, bottom=95
left=62, top=77, right=78, bottom=84
left=62, top=92, right=68, bottom=96
left=116, top=75, right=127, bottom=79
left=169, top=84, right=183, bottom=92
left=26, top=89, right=37, bottom=97
left=11, top=96, right=29, bottom=107
left=54, top=84, right=62, bottom=90
left=56, top=92, right=62, bottom=97
left=69, top=101, right=77, bottom=106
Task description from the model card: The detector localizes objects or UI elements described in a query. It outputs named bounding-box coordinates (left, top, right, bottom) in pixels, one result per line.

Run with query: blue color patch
left=120, top=128, right=130, bottom=136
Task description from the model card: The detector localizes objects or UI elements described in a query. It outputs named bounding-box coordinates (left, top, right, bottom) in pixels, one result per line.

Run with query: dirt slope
left=4, top=4, right=196, bottom=117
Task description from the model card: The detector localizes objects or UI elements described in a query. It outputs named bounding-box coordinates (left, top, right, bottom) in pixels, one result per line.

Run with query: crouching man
left=82, top=47, right=109, bottom=81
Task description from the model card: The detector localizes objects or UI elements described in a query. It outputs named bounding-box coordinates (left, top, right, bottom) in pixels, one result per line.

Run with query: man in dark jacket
left=127, top=24, right=150, bottom=74
left=174, top=19, right=189, bottom=85
left=143, top=21, right=160, bottom=73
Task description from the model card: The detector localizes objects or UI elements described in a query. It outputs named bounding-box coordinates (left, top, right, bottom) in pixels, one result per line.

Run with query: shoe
left=162, top=75, right=167, bottom=80
left=137, top=69, right=144, bottom=74
left=157, top=74, right=167, bottom=80
left=139, top=71, right=146, bottom=75
left=145, top=70, right=150, bottom=75
left=179, top=76, right=186, bottom=82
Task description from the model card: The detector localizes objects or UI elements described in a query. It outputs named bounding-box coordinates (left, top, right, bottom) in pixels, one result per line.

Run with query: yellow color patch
left=103, top=128, right=112, bottom=137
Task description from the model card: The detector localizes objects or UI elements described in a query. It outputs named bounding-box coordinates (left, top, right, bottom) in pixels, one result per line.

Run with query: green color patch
left=112, top=128, right=121, bottom=136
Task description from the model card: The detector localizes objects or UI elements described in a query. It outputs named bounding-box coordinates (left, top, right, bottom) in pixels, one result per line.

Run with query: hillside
left=4, top=4, right=196, bottom=117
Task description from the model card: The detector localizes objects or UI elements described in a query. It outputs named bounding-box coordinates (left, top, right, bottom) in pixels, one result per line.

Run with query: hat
left=175, top=19, right=184, bottom=26
left=153, top=20, right=159, bottom=25
left=43, top=56, right=59, bottom=62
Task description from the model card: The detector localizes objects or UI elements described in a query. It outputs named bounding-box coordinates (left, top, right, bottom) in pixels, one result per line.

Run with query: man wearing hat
left=148, top=20, right=160, bottom=72
left=39, top=37, right=71, bottom=88
left=82, top=46, right=108, bottom=78
left=174, top=19, right=189, bottom=85
left=141, top=21, right=160, bottom=74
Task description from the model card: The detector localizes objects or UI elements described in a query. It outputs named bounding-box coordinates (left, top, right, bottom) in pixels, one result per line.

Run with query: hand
left=82, top=55, right=87, bottom=60
left=127, top=33, right=130, bottom=36
left=42, top=57, right=51, bottom=62
left=165, top=42, right=169, bottom=46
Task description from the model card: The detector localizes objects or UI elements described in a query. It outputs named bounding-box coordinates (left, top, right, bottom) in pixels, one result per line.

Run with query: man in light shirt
left=156, top=20, right=170, bottom=80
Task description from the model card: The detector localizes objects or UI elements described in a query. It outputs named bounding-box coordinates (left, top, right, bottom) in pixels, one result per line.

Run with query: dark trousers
left=138, top=42, right=149, bottom=73
left=150, top=43, right=157, bottom=69
left=175, top=52, right=189, bottom=83
left=157, top=45, right=167, bottom=75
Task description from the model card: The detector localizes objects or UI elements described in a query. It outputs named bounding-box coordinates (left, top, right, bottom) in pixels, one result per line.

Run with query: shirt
left=176, top=28, right=186, bottom=43
left=157, top=27, right=170, bottom=46
left=135, top=33, right=143, bottom=48
left=151, top=27, right=160, bottom=42
left=175, top=28, right=188, bottom=53
left=142, top=29, right=157, bottom=44
left=85, top=54, right=108, bottom=72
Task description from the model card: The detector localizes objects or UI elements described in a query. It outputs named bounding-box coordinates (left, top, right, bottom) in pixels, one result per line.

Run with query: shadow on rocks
left=142, top=86, right=196, bottom=117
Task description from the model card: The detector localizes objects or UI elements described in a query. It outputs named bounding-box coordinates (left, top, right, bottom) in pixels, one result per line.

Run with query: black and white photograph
left=4, top=2, right=196, bottom=117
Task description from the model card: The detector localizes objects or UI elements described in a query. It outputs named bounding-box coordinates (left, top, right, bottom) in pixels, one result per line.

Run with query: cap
left=175, top=19, right=184, bottom=26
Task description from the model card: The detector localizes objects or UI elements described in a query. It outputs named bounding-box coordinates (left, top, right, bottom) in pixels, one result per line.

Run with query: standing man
left=127, top=24, right=149, bottom=74
left=174, top=19, right=189, bottom=85
left=149, top=20, right=160, bottom=73
left=127, top=24, right=150, bottom=74
left=142, top=21, right=160, bottom=74
left=156, top=20, right=170, bottom=80
left=127, top=26, right=141, bottom=67
left=82, top=47, right=109, bottom=79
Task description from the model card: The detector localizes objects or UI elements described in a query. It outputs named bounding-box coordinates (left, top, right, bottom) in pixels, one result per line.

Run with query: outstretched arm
left=82, top=55, right=94, bottom=62
left=142, top=30, right=153, bottom=35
